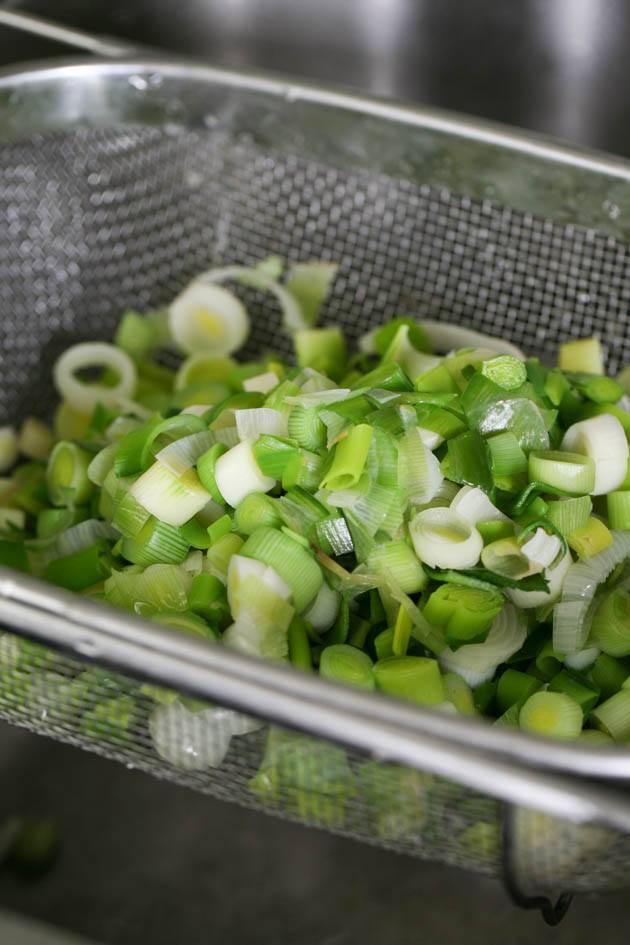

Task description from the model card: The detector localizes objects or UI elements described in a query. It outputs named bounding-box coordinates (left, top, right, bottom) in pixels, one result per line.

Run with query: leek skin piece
left=179, top=516, right=214, bottom=550
left=240, top=526, right=323, bottom=613
left=207, top=513, right=232, bottom=545
left=413, top=403, right=466, bottom=441
left=352, top=361, right=413, bottom=393
left=607, top=491, right=630, bottom=529
left=253, top=435, right=298, bottom=479
left=196, top=443, right=228, bottom=503
left=188, top=572, right=225, bottom=622
left=579, top=729, right=614, bottom=746
left=371, top=317, right=431, bottom=356
left=171, top=382, right=230, bottom=409
left=392, top=604, right=412, bottom=657
left=176, top=353, right=236, bottom=390
left=46, top=442, right=94, bottom=507
left=234, top=492, right=282, bottom=536
left=320, top=424, right=372, bottom=492
left=548, top=669, right=600, bottom=715
left=374, top=656, right=445, bottom=705
left=590, top=690, right=630, bottom=740
left=324, top=394, right=372, bottom=424
left=528, top=450, right=595, bottom=495
left=366, top=540, right=427, bottom=595
left=591, top=588, right=630, bottom=657
left=558, top=337, right=604, bottom=374
left=44, top=540, right=111, bottom=591
left=444, top=431, right=493, bottom=495
left=111, top=489, right=152, bottom=539
left=320, top=644, right=375, bottom=690
left=519, top=690, right=583, bottom=740
left=326, top=595, right=350, bottom=645
left=285, top=261, right=338, bottom=327
left=546, top=495, right=592, bottom=538
left=287, top=405, right=327, bottom=450
left=0, top=538, right=29, bottom=572
left=36, top=506, right=87, bottom=540
left=544, top=368, right=571, bottom=406
left=535, top=640, right=563, bottom=680
left=121, top=518, right=190, bottom=566
left=443, top=672, right=476, bottom=715
left=473, top=680, right=497, bottom=714
left=139, top=414, right=206, bottom=468
left=205, top=533, right=243, bottom=579
left=476, top=519, right=515, bottom=545
left=423, top=584, right=503, bottom=648
left=480, top=355, right=527, bottom=391
left=282, top=449, right=324, bottom=492
left=104, top=563, right=192, bottom=613
left=348, top=617, right=371, bottom=650
left=496, top=669, right=541, bottom=714
left=288, top=616, right=313, bottom=671
left=278, top=488, right=330, bottom=537
left=567, top=517, right=613, bottom=559
left=494, top=703, right=521, bottom=728
left=486, top=432, right=527, bottom=479
left=250, top=728, right=354, bottom=827
left=416, top=362, right=458, bottom=394
left=295, top=327, right=347, bottom=380
left=374, top=628, right=395, bottom=661
left=82, top=695, right=135, bottom=746
left=566, top=372, right=625, bottom=404
left=114, top=420, right=160, bottom=477
left=589, top=653, right=630, bottom=701
left=114, top=310, right=160, bottom=359
left=153, top=610, right=218, bottom=642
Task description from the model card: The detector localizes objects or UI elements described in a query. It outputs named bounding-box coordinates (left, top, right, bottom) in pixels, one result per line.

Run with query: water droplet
left=128, top=75, right=148, bottom=91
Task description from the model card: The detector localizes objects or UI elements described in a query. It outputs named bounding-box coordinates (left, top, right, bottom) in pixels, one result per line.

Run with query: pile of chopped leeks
left=2, top=255, right=630, bottom=777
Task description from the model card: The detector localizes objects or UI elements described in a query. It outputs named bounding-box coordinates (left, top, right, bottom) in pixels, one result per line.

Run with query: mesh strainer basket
left=1, top=12, right=630, bottom=920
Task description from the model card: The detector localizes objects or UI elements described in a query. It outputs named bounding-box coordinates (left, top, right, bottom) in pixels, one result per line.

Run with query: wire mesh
left=1, top=121, right=630, bottom=891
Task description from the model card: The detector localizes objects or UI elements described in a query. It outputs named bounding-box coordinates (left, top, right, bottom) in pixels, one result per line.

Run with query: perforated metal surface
left=1, top=103, right=630, bottom=895
left=2, top=125, right=630, bottom=423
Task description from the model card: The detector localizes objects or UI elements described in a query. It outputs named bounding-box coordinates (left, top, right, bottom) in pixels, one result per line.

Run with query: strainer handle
left=0, top=9, right=139, bottom=58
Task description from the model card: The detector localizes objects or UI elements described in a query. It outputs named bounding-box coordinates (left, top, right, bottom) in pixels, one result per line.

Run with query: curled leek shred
left=438, top=605, right=526, bottom=687
left=552, top=531, right=630, bottom=654
left=53, top=342, right=137, bottom=413
left=418, top=321, right=526, bottom=359
left=197, top=265, right=306, bottom=332
left=561, top=414, right=629, bottom=495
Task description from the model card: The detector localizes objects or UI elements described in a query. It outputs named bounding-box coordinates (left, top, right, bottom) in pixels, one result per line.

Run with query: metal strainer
left=1, top=10, right=630, bottom=916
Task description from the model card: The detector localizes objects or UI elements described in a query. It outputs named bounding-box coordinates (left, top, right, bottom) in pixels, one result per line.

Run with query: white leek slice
left=168, top=282, right=249, bottom=355
left=450, top=485, right=509, bottom=525
left=409, top=507, right=483, bottom=569
left=521, top=528, right=563, bottom=569
left=0, top=508, right=25, bottom=530
left=53, top=342, right=137, bottom=413
left=564, top=645, right=600, bottom=671
left=198, top=265, right=306, bottom=332
left=235, top=408, right=288, bottom=441
left=416, top=426, right=443, bottom=451
left=130, top=463, right=210, bottom=527
left=561, top=415, right=629, bottom=495
left=243, top=371, right=279, bottom=394
left=553, top=531, right=630, bottom=653
left=0, top=426, right=18, bottom=473
left=227, top=554, right=291, bottom=619
left=149, top=701, right=232, bottom=771
left=214, top=440, right=275, bottom=508
left=18, top=417, right=54, bottom=461
left=506, top=548, right=572, bottom=610
left=420, top=320, right=526, bottom=358
left=439, top=605, right=526, bottom=687
left=303, top=580, right=340, bottom=631
left=181, top=549, right=204, bottom=575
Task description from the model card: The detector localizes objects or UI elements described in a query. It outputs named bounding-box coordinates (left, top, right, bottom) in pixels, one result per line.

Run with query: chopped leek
left=519, top=691, right=583, bottom=740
